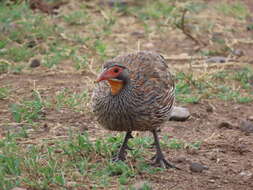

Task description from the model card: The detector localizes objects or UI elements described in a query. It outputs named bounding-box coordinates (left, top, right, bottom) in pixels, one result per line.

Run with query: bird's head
left=96, top=64, right=129, bottom=95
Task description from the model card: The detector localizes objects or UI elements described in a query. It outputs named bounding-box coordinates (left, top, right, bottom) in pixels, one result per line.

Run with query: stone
left=218, top=121, right=234, bottom=129
left=11, top=188, right=27, bottom=190
left=170, top=106, right=190, bottom=121
left=232, top=49, right=244, bottom=57
left=240, top=120, right=253, bottom=133
left=206, top=56, right=226, bottom=63
left=30, top=59, right=40, bottom=68
left=189, top=162, right=208, bottom=173
left=239, top=171, right=252, bottom=177
left=248, top=116, right=253, bottom=121
left=100, top=0, right=128, bottom=7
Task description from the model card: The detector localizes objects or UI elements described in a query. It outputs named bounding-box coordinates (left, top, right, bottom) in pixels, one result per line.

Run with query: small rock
left=11, top=188, right=27, bottom=190
left=100, top=0, right=128, bottom=7
left=206, top=56, right=226, bottom=63
left=143, top=43, right=154, bottom=48
left=218, top=121, right=234, bottom=129
left=206, top=104, right=215, bottom=113
left=248, top=116, right=253, bottom=121
left=131, top=31, right=145, bottom=38
left=236, top=144, right=249, bottom=155
left=190, top=162, right=208, bottom=173
left=239, top=171, right=252, bottom=177
left=240, top=120, right=253, bottom=133
left=170, top=107, right=190, bottom=121
left=30, top=59, right=40, bottom=68
left=132, top=181, right=152, bottom=190
left=246, top=24, right=253, bottom=31
left=232, top=49, right=244, bottom=57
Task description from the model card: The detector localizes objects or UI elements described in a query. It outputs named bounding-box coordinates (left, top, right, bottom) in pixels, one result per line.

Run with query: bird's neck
left=108, top=78, right=131, bottom=96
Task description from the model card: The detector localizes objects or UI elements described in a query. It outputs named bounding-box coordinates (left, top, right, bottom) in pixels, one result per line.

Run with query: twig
left=178, top=9, right=206, bottom=46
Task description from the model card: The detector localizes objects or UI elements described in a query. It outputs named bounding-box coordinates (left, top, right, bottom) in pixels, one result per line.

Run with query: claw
left=111, top=131, right=133, bottom=162
left=151, top=155, right=180, bottom=170
left=112, top=153, right=126, bottom=162
left=126, top=144, right=133, bottom=151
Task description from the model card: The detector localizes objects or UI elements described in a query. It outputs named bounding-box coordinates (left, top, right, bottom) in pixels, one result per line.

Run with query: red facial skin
left=96, top=66, right=124, bottom=82
left=96, top=66, right=125, bottom=95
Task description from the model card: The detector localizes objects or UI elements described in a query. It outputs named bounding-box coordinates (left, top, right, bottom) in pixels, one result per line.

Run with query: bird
left=92, top=51, right=177, bottom=168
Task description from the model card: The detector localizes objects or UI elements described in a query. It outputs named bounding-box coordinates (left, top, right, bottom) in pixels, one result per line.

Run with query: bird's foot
left=112, top=131, right=133, bottom=162
left=126, top=144, right=133, bottom=151
left=112, top=152, right=126, bottom=162
left=151, top=155, right=180, bottom=169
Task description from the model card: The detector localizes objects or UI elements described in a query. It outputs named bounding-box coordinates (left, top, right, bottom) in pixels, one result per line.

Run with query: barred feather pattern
left=92, top=51, right=175, bottom=131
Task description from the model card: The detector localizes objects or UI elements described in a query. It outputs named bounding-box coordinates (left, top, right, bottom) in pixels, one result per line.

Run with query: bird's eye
left=114, top=68, right=119, bottom=73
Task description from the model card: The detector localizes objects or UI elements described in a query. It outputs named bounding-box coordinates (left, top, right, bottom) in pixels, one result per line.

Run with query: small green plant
left=216, top=2, right=249, bottom=19
left=137, top=1, right=175, bottom=20
left=55, top=88, right=88, bottom=111
left=94, top=39, right=107, bottom=60
left=233, top=67, right=253, bottom=89
left=0, top=39, right=8, bottom=49
left=0, top=87, right=9, bottom=99
left=185, top=141, right=202, bottom=149
left=63, top=10, right=89, bottom=25
left=10, top=91, right=45, bottom=123
left=0, top=61, right=9, bottom=74
left=4, top=46, right=34, bottom=62
left=0, top=133, right=21, bottom=190
left=73, top=54, right=88, bottom=70
left=164, top=137, right=184, bottom=149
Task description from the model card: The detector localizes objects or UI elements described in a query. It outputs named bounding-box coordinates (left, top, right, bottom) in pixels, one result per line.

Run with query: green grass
left=55, top=88, right=88, bottom=112
left=0, top=87, right=9, bottom=99
left=0, top=130, right=200, bottom=190
left=175, top=68, right=253, bottom=104
left=216, top=2, right=249, bottom=19
left=10, top=91, right=46, bottom=123
left=63, top=10, right=89, bottom=25
left=3, top=46, right=34, bottom=62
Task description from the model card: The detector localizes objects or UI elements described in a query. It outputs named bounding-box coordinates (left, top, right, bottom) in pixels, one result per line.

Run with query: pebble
left=101, top=0, right=128, bottom=7
left=206, top=56, right=226, bottom=63
left=240, top=120, right=253, bottom=133
left=248, top=116, right=253, bottom=121
left=30, top=59, right=41, bottom=68
left=131, top=31, right=145, bottom=38
left=218, top=121, right=234, bottom=129
left=190, top=162, right=209, bottom=173
left=11, top=188, right=27, bottom=190
left=232, top=49, right=244, bottom=57
left=206, top=104, right=215, bottom=113
left=170, top=106, right=190, bottom=121
left=239, top=171, right=252, bottom=177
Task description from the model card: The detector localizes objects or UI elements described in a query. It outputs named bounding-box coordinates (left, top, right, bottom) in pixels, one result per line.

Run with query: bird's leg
left=112, top=131, right=133, bottom=162
left=151, top=130, right=179, bottom=169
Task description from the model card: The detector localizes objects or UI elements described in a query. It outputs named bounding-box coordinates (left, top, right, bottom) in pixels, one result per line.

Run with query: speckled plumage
left=92, top=51, right=175, bottom=131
